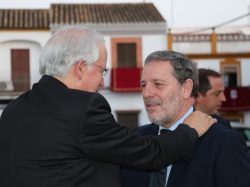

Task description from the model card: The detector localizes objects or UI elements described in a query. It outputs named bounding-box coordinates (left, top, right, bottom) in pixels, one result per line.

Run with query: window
left=111, top=38, right=142, bottom=91
left=220, top=58, right=241, bottom=87
left=11, top=49, right=30, bottom=91
left=220, top=58, right=245, bottom=122
left=111, top=37, right=142, bottom=68
left=117, top=43, right=137, bottom=68
left=223, top=66, right=238, bottom=87
left=116, top=110, right=140, bottom=129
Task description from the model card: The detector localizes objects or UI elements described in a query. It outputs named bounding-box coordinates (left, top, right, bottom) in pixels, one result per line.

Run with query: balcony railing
left=111, top=67, right=142, bottom=92
left=220, top=86, right=250, bottom=112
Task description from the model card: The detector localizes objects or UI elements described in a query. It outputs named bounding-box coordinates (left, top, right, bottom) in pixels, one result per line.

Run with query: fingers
left=207, top=115, right=217, bottom=124
left=183, top=111, right=216, bottom=137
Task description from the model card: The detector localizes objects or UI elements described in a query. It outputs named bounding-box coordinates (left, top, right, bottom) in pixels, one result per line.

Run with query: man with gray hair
left=0, top=27, right=214, bottom=187
left=121, top=50, right=250, bottom=187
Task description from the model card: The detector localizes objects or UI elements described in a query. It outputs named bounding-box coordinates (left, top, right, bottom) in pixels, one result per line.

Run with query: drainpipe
left=167, top=28, right=173, bottom=50
left=211, top=27, right=217, bottom=54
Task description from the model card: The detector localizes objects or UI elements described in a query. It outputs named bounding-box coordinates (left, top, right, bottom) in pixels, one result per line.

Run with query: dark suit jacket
left=0, top=75, right=198, bottom=187
left=212, top=114, right=232, bottom=129
left=121, top=123, right=250, bottom=187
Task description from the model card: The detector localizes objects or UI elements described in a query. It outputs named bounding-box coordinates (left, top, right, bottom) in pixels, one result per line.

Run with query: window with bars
left=117, top=43, right=137, bottom=68
left=11, top=49, right=30, bottom=91
left=116, top=110, right=140, bottom=129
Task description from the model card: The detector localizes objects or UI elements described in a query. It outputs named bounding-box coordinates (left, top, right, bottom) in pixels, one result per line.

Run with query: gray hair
left=144, top=50, right=199, bottom=97
left=39, top=26, right=104, bottom=76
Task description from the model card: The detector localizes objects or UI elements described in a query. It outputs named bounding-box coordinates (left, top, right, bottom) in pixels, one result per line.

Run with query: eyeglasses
left=93, top=64, right=110, bottom=77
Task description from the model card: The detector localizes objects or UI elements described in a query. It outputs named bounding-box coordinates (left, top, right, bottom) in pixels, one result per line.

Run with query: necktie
left=148, top=167, right=167, bottom=187
left=148, top=129, right=169, bottom=187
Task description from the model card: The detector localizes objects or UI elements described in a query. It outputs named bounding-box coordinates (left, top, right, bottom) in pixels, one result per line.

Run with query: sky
left=0, top=0, right=250, bottom=28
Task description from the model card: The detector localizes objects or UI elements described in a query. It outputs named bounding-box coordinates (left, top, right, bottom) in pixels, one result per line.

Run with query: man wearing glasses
left=0, top=26, right=215, bottom=187
left=93, top=63, right=110, bottom=78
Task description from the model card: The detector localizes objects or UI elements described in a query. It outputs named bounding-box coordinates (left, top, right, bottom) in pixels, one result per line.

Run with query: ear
left=74, top=61, right=86, bottom=80
left=183, top=79, right=193, bottom=99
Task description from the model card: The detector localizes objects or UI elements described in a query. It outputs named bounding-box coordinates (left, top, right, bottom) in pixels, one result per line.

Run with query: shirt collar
left=159, top=106, right=194, bottom=133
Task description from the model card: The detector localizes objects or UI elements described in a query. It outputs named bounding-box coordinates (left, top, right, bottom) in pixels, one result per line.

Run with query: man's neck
left=163, top=98, right=195, bottom=128
left=160, top=106, right=194, bottom=131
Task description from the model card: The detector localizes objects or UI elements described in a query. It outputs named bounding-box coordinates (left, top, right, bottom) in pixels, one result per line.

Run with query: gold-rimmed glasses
left=93, top=64, right=110, bottom=77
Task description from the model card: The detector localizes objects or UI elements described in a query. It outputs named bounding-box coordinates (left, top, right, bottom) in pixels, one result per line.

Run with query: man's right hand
left=184, top=111, right=217, bottom=137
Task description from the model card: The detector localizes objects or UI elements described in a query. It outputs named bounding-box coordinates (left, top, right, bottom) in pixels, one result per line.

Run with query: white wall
left=241, top=58, right=250, bottom=124
left=102, top=36, right=112, bottom=88
left=0, top=31, right=51, bottom=86
left=0, top=41, right=42, bottom=87
left=241, top=58, right=250, bottom=86
left=245, top=111, right=250, bottom=126
left=218, top=41, right=250, bottom=53
left=173, top=42, right=211, bottom=54
left=196, top=59, right=221, bottom=71
left=0, top=43, right=11, bottom=81
left=0, top=31, right=50, bottom=46
left=142, top=35, right=167, bottom=62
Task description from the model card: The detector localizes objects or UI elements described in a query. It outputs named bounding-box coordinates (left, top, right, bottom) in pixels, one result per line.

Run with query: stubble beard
left=147, top=95, right=184, bottom=127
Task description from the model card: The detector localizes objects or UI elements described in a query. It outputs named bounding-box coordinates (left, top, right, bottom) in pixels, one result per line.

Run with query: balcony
left=111, top=67, right=142, bottom=92
left=220, top=87, right=250, bottom=112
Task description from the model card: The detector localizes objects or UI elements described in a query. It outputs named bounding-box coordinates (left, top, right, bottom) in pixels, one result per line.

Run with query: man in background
left=121, top=50, right=250, bottom=187
left=195, top=68, right=231, bottom=128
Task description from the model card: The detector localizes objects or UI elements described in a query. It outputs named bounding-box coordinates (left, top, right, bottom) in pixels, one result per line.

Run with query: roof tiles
left=50, top=3, right=165, bottom=24
left=0, top=3, right=165, bottom=30
left=0, top=9, right=49, bottom=29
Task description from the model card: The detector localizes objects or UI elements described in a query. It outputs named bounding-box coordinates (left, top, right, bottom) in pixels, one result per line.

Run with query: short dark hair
left=198, top=68, right=221, bottom=95
left=145, top=50, right=198, bottom=97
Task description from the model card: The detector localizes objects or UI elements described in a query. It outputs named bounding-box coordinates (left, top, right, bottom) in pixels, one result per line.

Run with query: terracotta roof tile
left=0, top=3, right=165, bottom=30
left=50, top=3, right=165, bottom=24
left=0, top=9, right=49, bottom=29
